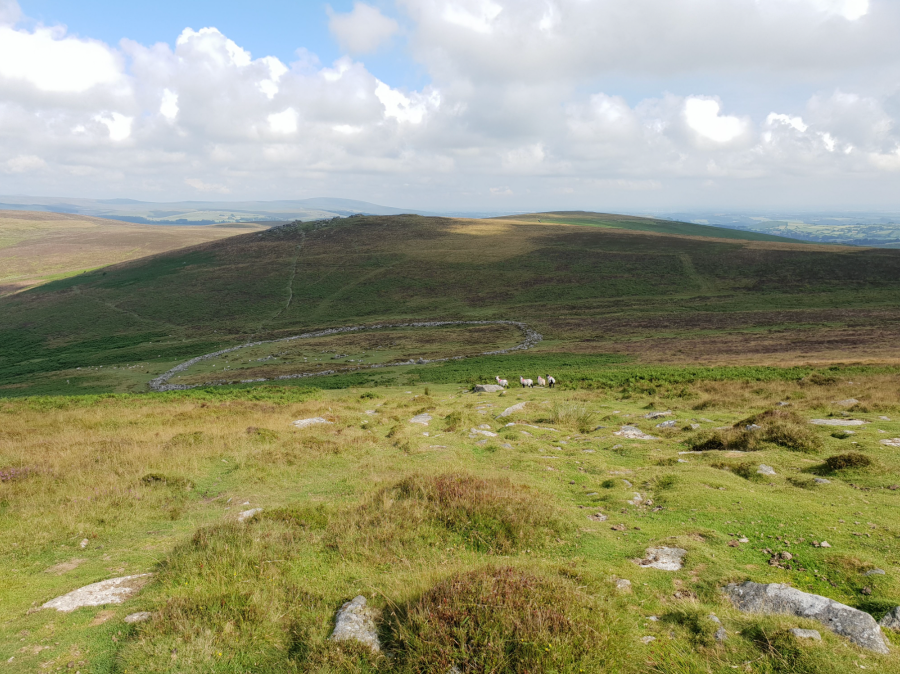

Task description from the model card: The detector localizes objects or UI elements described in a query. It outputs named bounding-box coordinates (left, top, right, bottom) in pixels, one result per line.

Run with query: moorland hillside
left=2, top=212, right=900, bottom=397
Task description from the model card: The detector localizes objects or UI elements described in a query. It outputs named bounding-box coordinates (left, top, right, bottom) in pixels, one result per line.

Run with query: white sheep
left=547, top=375, right=556, bottom=388
left=520, top=377, right=534, bottom=388
left=495, top=376, right=509, bottom=388
left=537, top=376, right=547, bottom=387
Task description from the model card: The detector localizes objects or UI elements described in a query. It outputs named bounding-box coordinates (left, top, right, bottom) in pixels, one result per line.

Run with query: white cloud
left=268, top=108, right=299, bottom=134
left=441, top=0, right=503, bottom=33
left=684, top=98, right=748, bottom=143
left=3, top=154, right=45, bottom=173
left=0, top=0, right=21, bottom=25
left=375, top=80, right=437, bottom=123
left=0, top=25, right=122, bottom=92
left=95, top=112, right=133, bottom=141
left=160, top=89, right=179, bottom=120
left=766, top=113, right=808, bottom=133
left=329, top=3, right=400, bottom=54
left=185, top=178, right=231, bottom=193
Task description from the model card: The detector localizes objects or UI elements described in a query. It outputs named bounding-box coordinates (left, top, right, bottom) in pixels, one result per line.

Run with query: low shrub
left=391, top=567, right=630, bottom=673
left=823, top=453, right=872, bottom=471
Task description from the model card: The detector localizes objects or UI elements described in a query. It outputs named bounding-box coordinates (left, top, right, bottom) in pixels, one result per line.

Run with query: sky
left=0, top=0, right=899, bottom=212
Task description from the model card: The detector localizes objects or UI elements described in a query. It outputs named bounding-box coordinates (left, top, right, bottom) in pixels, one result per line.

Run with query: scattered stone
left=656, top=420, right=677, bottom=429
left=124, top=612, right=152, bottom=624
left=80, top=539, right=89, bottom=549
left=714, top=627, right=727, bottom=642
left=622, top=479, right=633, bottom=488
left=836, top=399, right=860, bottom=406
left=473, top=384, right=504, bottom=393
left=739, top=538, right=750, bottom=543
left=640, top=636, right=656, bottom=644
left=478, top=424, right=491, bottom=429
left=469, top=428, right=498, bottom=438
left=810, top=419, right=866, bottom=427
left=864, top=569, right=886, bottom=577
left=237, top=508, right=262, bottom=523
left=615, top=426, right=656, bottom=440
left=497, top=402, right=527, bottom=418
left=723, top=581, right=889, bottom=653
left=582, top=449, right=596, bottom=453
left=365, top=410, right=376, bottom=415
left=615, top=579, right=632, bottom=591
left=330, top=596, right=380, bottom=652
left=648, top=616, right=659, bottom=621
left=41, top=574, right=154, bottom=612
left=501, top=443, right=513, bottom=449
left=678, top=459, right=688, bottom=463
left=880, top=438, right=900, bottom=447
left=790, top=628, right=822, bottom=640
left=879, top=416, right=891, bottom=421
left=879, top=607, right=900, bottom=631
left=627, top=493, right=644, bottom=506
left=820, top=541, right=832, bottom=548
left=690, top=423, right=701, bottom=430
left=588, top=513, right=608, bottom=522
left=292, top=417, right=333, bottom=429
left=644, top=411, right=672, bottom=419
left=409, top=413, right=432, bottom=426
left=709, top=614, right=722, bottom=624
left=638, top=547, right=687, bottom=571
left=814, top=478, right=831, bottom=484
left=757, top=464, right=777, bottom=476
left=745, top=424, right=762, bottom=432
left=611, top=524, right=627, bottom=531
left=777, top=402, right=790, bottom=407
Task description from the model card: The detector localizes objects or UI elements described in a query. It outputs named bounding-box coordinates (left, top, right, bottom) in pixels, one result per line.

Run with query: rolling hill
left=2, top=212, right=900, bottom=397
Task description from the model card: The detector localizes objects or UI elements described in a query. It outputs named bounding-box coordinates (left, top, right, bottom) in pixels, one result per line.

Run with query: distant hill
left=3, top=212, right=900, bottom=397
left=0, top=195, right=429, bottom=225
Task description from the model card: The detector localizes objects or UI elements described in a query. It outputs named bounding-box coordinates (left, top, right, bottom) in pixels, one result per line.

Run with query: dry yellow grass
left=0, top=211, right=268, bottom=296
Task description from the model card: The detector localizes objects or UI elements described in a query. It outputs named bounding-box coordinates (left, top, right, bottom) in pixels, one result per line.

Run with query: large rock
left=810, top=419, right=867, bottom=427
left=724, top=581, right=889, bottom=653
left=42, top=574, right=154, bottom=613
left=292, top=417, right=333, bottom=429
left=638, top=547, right=686, bottom=571
left=880, top=438, right=900, bottom=448
left=880, top=607, right=900, bottom=631
left=330, top=596, right=380, bottom=651
left=473, top=384, right=504, bottom=393
left=409, top=413, right=432, bottom=426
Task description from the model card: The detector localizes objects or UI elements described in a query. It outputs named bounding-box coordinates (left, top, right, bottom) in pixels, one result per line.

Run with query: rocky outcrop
left=724, top=581, right=889, bottom=653
left=880, top=607, right=900, bottom=631
left=42, top=574, right=154, bottom=613
left=638, top=547, right=686, bottom=571
left=474, top=385, right=504, bottom=393
left=330, top=596, right=380, bottom=652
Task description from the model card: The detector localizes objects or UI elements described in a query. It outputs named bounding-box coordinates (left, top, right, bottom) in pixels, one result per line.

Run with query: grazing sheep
left=537, top=376, right=547, bottom=387
left=495, top=376, right=509, bottom=388
left=520, top=377, right=534, bottom=388
left=547, top=375, right=556, bottom=388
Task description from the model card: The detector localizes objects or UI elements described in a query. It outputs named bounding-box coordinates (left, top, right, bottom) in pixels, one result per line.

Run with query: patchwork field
left=2, top=373, right=900, bottom=672
left=0, top=211, right=269, bottom=297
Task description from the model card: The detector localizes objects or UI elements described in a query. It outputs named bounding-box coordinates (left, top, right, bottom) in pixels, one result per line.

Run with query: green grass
left=2, top=373, right=900, bottom=672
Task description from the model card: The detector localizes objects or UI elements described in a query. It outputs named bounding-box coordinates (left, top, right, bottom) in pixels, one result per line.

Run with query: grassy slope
left=502, top=211, right=803, bottom=242
left=2, top=376, right=899, bottom=672
left=2, top=214, right=900, bottom=397
left=0, top=210, right=269, bottom=297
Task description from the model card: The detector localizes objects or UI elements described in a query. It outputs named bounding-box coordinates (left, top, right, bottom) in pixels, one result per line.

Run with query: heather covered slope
left=3, top=214, right=900, bottom=397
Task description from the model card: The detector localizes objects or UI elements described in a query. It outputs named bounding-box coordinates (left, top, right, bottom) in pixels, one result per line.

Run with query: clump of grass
left=687, top=408, right=821, bottom=453
left=831, top=430, right=854, bottom=440
left=823, top=453, right=872, bottom=471
left=264, top=503, right=329, bottom=529
left=548, top=402, right=596, bottom=433
left=360, top=391, right=381, bottom=399
left=139, top=473, right=194, bottom=490
left=329, top=473, right=570, bottom=556
left=390, top=567, right=630, bottom=673
left=801, top=372, right=838, bottom=386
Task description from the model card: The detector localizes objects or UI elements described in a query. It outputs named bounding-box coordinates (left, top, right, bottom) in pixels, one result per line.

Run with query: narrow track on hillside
left=148, top=320, right=542, bottom=392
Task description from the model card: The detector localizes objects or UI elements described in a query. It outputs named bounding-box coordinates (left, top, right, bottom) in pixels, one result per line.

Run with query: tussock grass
left=548, top=402, right=597, bottom=433
left=390, top=566, right=635, bottom=674
left=687, top=408, right=822, bottom=453
left=823, top=452, right=873, bottom=471
left=328, top=473, right=570, bottom=557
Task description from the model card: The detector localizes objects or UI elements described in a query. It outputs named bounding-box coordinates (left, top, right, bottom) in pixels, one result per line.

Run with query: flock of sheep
left=495, top=375, right=556, bottom=388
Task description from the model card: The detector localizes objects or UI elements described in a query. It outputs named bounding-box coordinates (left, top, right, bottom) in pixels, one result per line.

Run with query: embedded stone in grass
left=497, top=402, right=527, bottom=418
left=757, top=464, right=777, bottom=476
left=410, top=413, right=432, bottom=425
left=723, top=581, right=889, bottom=653
left=814, top=478, right=831, bottom=484
left=864, top=569, right=886, bottom=577
left=292, top=417, right=332, bottom=429
left=469, top=428, right=498, bottom=437
left=638, top=547, right=687, bottom=571
left=880, top=438, right=900, bottom=447
left=790, top=628, right=822, bottom=640
left=880, top=607, right=900, bottom=631
left=836, top=399, right=860, bottom=406
left=237, top=508, right=262, bottom=523
left=124, top=612, right=152, bottom=624
left=810, top=419, right=866, bottom=426
left=656, top=420, right=677, bottom=429
left=615, top=578, right=632, bottom=592
left=330, top=596, right=380, bottom=652
left=615, top=426, right=656, bottom=440
left=42, top=574, right=154, bottom=612
left=474, top=384, right=504, bottom=393
left=644, top=411, right=672, bottom=419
